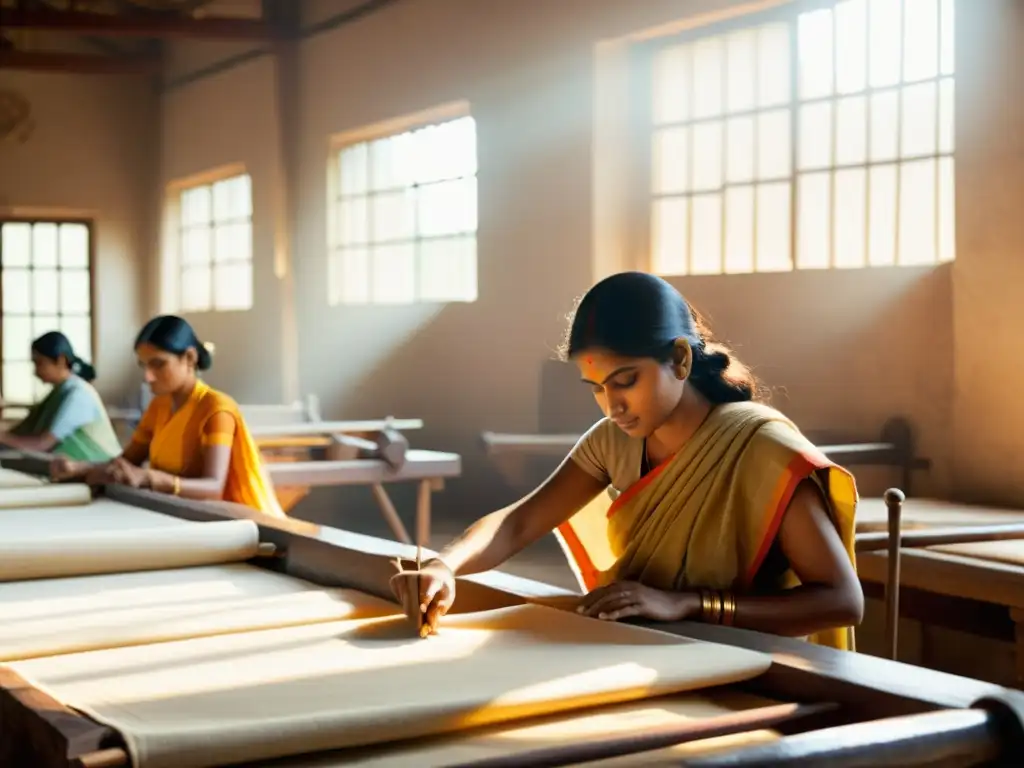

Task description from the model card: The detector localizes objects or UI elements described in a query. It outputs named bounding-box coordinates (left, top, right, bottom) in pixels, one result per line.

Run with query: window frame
left=326, top=100, right=478, bottom=306
left=163, top=163, right=255, bottom=314
left=634, top=0, right=955, bottom=275
left=0, top=215, right=97, bottom=403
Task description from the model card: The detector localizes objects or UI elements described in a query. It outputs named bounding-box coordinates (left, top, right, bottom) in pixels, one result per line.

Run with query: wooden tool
left=392, top=551, right=428, bottom=638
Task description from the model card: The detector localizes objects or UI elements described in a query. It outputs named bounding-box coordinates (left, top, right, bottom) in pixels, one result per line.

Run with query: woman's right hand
left=390, top=558, right=457, bottom=637
left=49, top=456, right=83, bottom=482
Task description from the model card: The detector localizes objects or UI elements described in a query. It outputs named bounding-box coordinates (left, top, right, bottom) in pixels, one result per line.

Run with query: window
left=649, top=0, right=954, bottom=274
left=176, top=172, right=253, bottom=312
left=328, top=113, right=478, bottom=305
left=0, top=221, right=93, bottom=403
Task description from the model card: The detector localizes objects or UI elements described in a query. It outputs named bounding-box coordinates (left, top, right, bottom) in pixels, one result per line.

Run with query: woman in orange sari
left=393, top=272, right=863, bottom=649
left=51, top=315, right=283, bottom=517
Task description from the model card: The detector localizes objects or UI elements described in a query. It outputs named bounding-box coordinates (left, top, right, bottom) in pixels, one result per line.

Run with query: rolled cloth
left=0, top=468, right=46, bottom=488
left=0, top=518, right=260, bottom=581
left=12, top=604, right=771, bottom=768
left=0, top=482, right=91, bottom=508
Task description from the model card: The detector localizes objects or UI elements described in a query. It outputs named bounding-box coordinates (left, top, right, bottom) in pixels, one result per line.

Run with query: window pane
left=182, top=226, right=211, bottom=266
left=903, top=0, right=939, bottom=82
left=61, top=316, right=92, bottom=362
left=901, top=82, right=938, bottom=157
left=756, top=182, right=792, bottom=272
left=59, top=223, right=89, bottom=268
left=181, top=186, right=212, bottom=226
left=757, top=109, right=790, bottom=180
left=212, top=175, right=252, bottom=221
left=757, top=23, right=791, bottom=107
left=939, top=0, right=954, bottom=75
left=724, top=186, right=754, bottom=274
left=691, top=194, right=723, bottom=274
left=834, top=169, right=867, bottom=268
left=725, top=30, right=756, bottom=113
left=60, top=269, right=91, bottom=315
left=371, top=134, right=414, bottom=191
left=370, top=244, right=416, bottom=304
left=692, top=37, right=724, bottom=119
left=181, top=266, right=212, bottom=312
left=419, top=237, right=477, bottom=302
left=798, top=8, right=834, bottom=99
left=32, top=315, right=58, bottom=340
left=898, top=158, right=937, bottom=265
left=797, top=172, right=831, bottom=269
left=1, top=223, right=31, bottom=267
left=868, top=0, right=902, bottom=88
left=868, top=164, right=898, bottom=266
left=939, top=79, right=954, bottom=153
left=3, top=316, right=32, bottom=361
left=32, top=223, right=58, bottom=267
left=338, top=198, right=369, bottom=246
left=3, top=362, right=34, bottom=404
left=938, top=156, right=955, bottom=262
left=370, top=190, right=416, bottom=242
left=340, top=143, right=369, bottom=195
left=653, top=44, right=691, bottom=124
left=869, top=91, right=899, bottom=161
left=331, top=248, right=370, bottom=304
left=2, top=269, right=30, bottom=314
left=416, top=119, right=475, bottom=184
left=213, top=222, right=252, bottom=263
left=651, top=198, right=689, bottom=275
left=725, top=118, right=754, bottom=184
left=798, top=102, right=832, bottom=171
left=692, top=122, right=723, bottom=191
left=418, top=178, right=477, bottom=237
left=213, top=262, right=253, bottom=310
left=835, top=0, right=867, bottom=94
left=836, top=96, right=867, bottom=165
left=652, top=127, right=690, bottom=194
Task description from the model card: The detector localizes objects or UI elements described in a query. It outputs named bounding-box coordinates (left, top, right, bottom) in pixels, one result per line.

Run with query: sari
left=10, top=376, right=120, bottom=461
left=130, top=380, right=283, bottom=517
left=557, top=401, right=858, bottom=650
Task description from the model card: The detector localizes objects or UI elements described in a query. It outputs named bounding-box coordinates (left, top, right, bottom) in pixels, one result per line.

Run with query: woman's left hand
left=577, top=582, right=698, bottom=623
left=107, top=457, right=150, bottom=489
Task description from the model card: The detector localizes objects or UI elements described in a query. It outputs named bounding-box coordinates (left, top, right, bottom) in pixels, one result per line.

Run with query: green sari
left=10, top=377, right=120, bottom=461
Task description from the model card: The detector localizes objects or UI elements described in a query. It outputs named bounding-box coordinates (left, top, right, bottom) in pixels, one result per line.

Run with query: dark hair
left=31, top=331, right=97, bottom=382
left=134, top=315, right=213, bottom=371
left=559, top=271, right=764, bottom=404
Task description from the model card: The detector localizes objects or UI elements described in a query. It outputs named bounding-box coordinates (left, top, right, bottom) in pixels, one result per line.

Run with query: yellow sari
left=132, top=380, right=284, bottom=517
left=556, top=402, right=858, bottom=650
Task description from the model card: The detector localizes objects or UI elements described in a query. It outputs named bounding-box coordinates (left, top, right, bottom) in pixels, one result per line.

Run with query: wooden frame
left=0, top=217, right=97, bottom=402
left=0, top=473, right=1022, bottom=766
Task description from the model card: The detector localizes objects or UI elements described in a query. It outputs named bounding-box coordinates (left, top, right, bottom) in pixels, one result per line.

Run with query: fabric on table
left=0, top=483, right=92, bottom=508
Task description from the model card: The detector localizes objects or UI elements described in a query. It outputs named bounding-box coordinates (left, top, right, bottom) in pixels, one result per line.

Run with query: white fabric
left=0, top=483, right=91, bottom=508
left=0, top=564, right=399, bottom=660
left=0, top=468, right=45, bottom=488
left=13, top=604, right=771, bottom=768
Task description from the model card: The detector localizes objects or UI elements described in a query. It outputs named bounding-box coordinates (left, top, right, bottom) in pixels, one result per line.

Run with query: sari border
left=741, top=449, right=835, bottom=588
left=554, top=522, right=600, bottom=592
left=605, top=453, right=677, bottom=519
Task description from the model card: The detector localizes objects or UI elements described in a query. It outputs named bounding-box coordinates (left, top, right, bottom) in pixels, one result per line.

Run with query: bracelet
left=721, top=591, right=737, bottom=626
left=172, top=476, right=181, bottom=496
left=700, top=590, right=723, bottom=624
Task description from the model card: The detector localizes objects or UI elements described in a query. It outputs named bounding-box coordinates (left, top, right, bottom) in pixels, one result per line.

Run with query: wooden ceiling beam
left=0, top=8, right=277, bottom=41
left=0, top=50, right=161, bottom=75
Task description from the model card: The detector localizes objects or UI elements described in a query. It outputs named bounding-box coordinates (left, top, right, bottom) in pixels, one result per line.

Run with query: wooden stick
left=857, top=523, right=1024, bottom=552
left=445, top=701, right=838, bottom=768
left=884, top=487, right=905, bottom=661
left=74, top=747, right=130, bottom=768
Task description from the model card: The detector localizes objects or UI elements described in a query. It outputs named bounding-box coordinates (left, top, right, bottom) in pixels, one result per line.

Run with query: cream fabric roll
left=929, top=539, right=1024, bottom=565
left=270, top=691, right=780, bottom=767
left=0, top=468, right=46, bottom=488
left=13, top=604, right=771, bottom=768
left=0, top=483, right=91, bottom=508
left=0, top=500, right=190, bottom=541
left=0, top=518, right=260, bottom=581
left=0, top=564, right=400, bottom=660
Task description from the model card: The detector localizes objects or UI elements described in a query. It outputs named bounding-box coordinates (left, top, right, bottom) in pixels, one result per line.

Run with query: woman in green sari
left=0, top=332, right=120, bottom=461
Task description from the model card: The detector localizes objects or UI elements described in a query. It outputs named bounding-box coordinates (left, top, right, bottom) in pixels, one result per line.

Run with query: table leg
left=371, top=484, right=412, bottom=544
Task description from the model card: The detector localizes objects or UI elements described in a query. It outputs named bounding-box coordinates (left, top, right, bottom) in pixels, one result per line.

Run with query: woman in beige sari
left=394, top=272, right=863, bottom=649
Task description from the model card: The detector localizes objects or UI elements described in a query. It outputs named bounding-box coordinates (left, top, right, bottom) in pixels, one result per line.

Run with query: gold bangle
left=713, top=591, right=724, bottom=624
left=721, top=592, right=736, bottom=626
left=172, top=476, right=181, bottom=496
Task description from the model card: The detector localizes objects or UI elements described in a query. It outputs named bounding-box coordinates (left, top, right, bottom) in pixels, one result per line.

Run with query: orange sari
left=130, top=380, right=283, bottom=517
left=556, top=402, right=858, bottom=650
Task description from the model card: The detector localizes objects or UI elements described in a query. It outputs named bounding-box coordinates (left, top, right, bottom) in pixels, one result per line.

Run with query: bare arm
left=0, top=431, right=58, bottom=452
left=437, top=457, right=607, bottom=576
left=718, top=479, right=864, bottom=635
left=146, top=443, right=231, bottom=500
